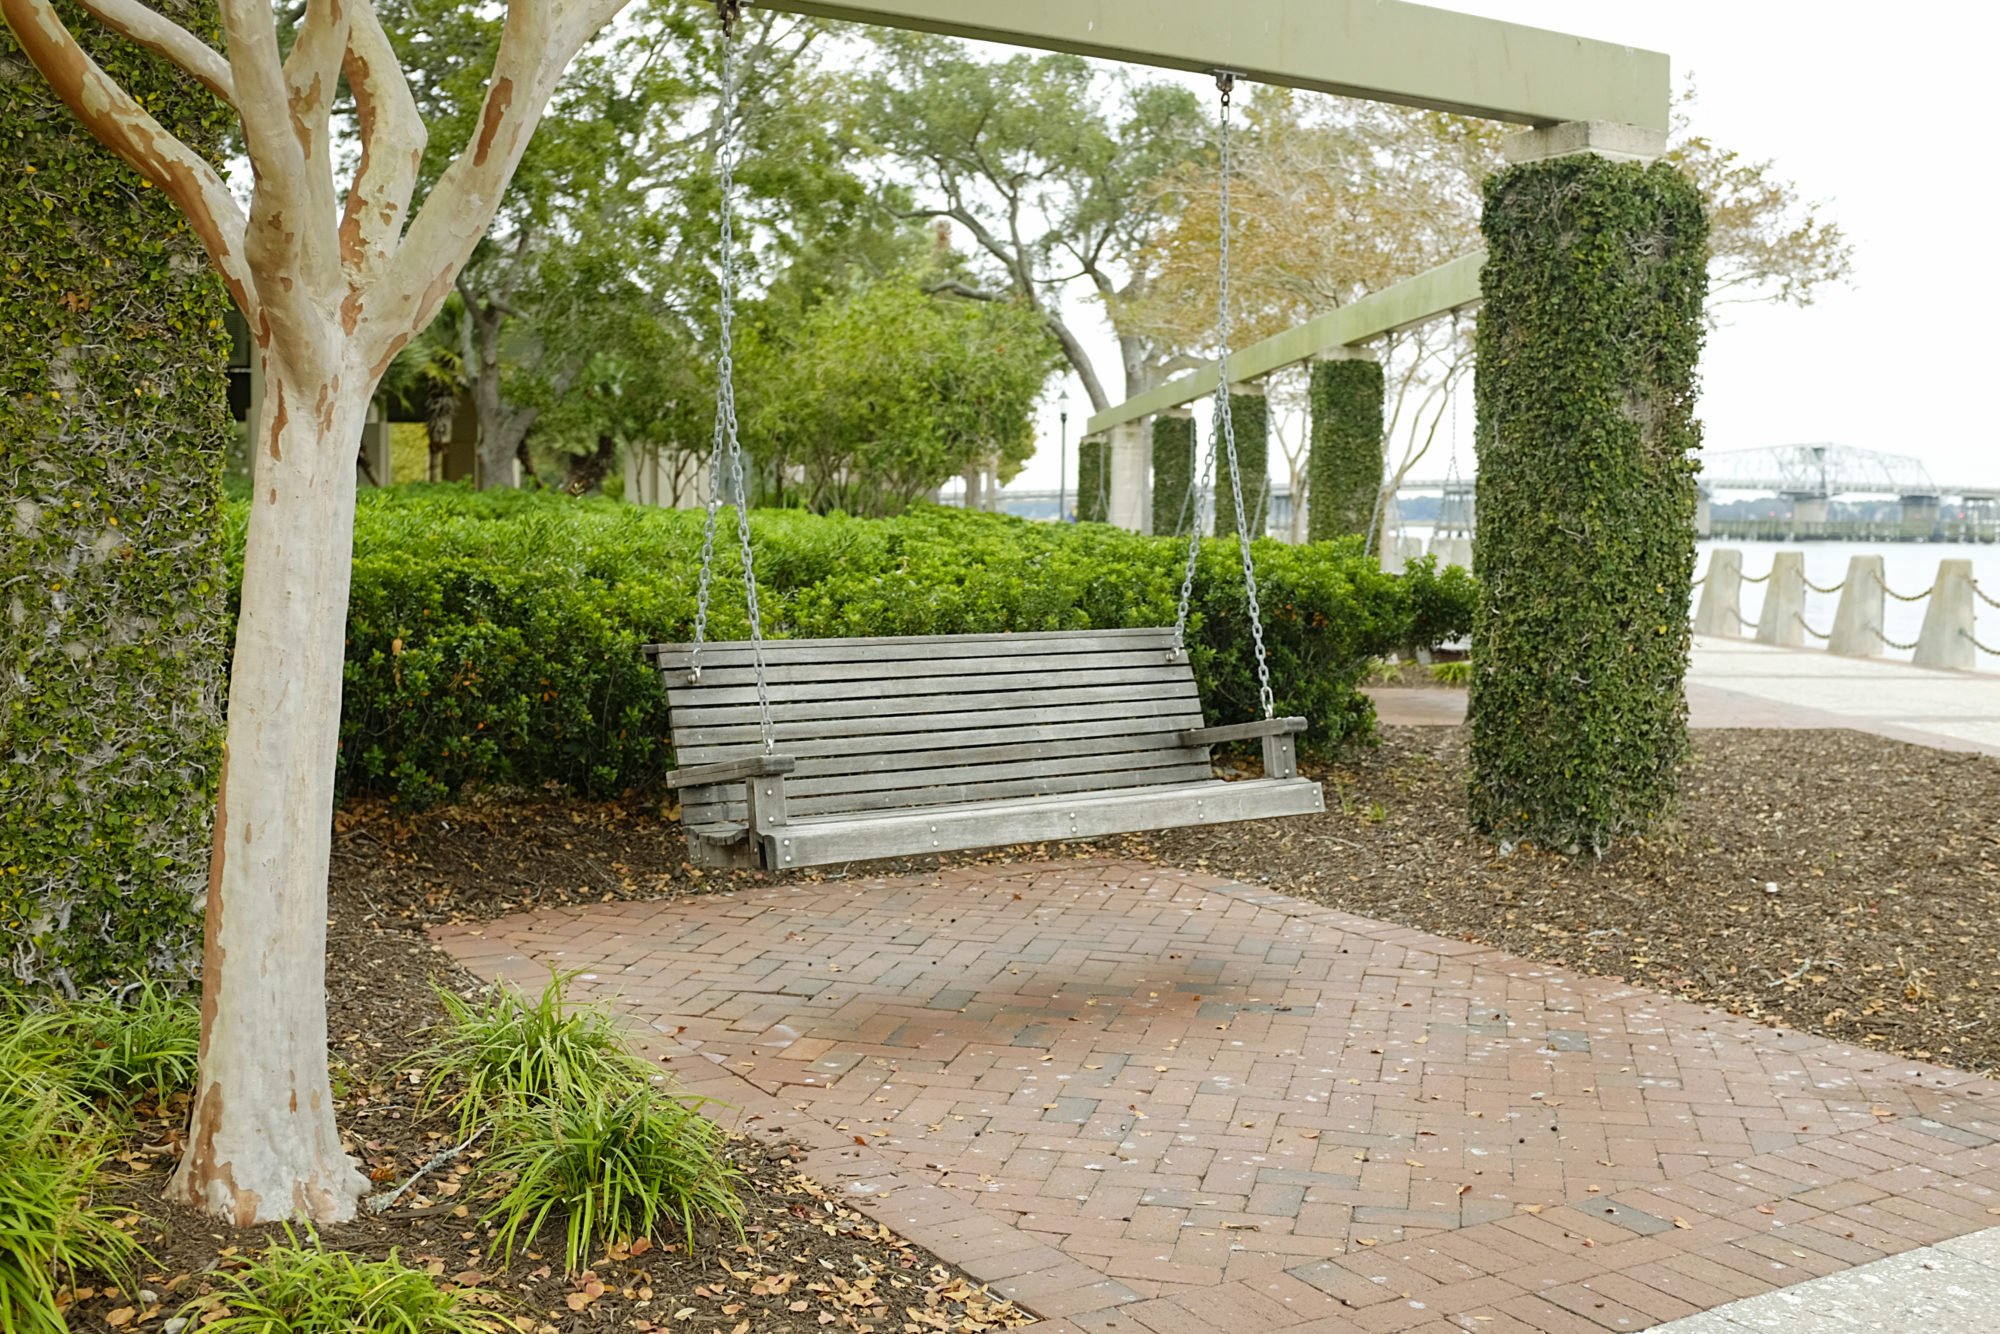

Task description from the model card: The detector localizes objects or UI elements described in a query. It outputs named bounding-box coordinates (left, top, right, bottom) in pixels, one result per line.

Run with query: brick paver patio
left=433, top=860, right=2000, bottom=1333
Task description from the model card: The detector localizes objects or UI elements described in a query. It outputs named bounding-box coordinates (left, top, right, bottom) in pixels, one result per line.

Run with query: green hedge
left=1151, top=414, right=1196, bottom=537
left=1307, top=359, right=1384, bottom=542
left=1467, top=155, right=1707, bottom=852
left=1214, top=392, right=1268, bottom=540
left=1, top=3, right=233, bottom=991
left=245, top=488, right=1476, bottom=807
left=1075, top=436, right=1108, bottom=523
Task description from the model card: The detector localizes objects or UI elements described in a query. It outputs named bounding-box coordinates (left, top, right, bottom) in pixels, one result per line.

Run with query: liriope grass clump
left=176, top=1228, right=493, bottom=1334
left=485, top=1085, right=740, bottom=1272
left=0, top=1102, right=139, bottom=1334
left=421, top=970, right=657, bottom=1135
left=421, top=970, right=741, bottom=1272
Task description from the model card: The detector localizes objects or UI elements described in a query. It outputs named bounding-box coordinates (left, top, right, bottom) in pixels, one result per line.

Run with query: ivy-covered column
left=1, top=8, right=232, bottom=989
left=1306, top=352, right=1384, bottom=542
left=1076, top=433, right=1109, bottom=523
left=1214, top=386, right=1268, bottom=540
left=1151, top=410, right=1197, bottom=537
left=1468, top=123, right=1707, bottom=852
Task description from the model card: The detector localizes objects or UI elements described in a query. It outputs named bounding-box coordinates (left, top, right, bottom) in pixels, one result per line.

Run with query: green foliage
left=1429, top=661, right=1472, bottom=686
left=1213, top=393, right=1269, bottom=540
left=1306, top=360, right=1385, bottom=542
left=744, top=274, right=1062, bottom=515
left=1468, top=155, right=1708, bottom=852
left=1151, top=415, right=1197, bottom=537
left=274, top=488, right=1472, bottom=806
left=0, top=1099, right=138, bottom=1334
left=178, top=1227, right=492, bottom=1334
left=1075, top=439, right=1108, bottom=523
left=422, top=971, right=656, bottom=1137
left=58, top=982, right=201, bottom=1109
left=1, top=3, right=233, bottom=993
left=485, top=1085, right=742, bottom=1273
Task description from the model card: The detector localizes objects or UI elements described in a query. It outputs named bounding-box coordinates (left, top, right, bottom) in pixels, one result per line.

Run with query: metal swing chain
left=1171, top=73, right=1274, bottom=719
left=689, top=18, right=775, bottom=752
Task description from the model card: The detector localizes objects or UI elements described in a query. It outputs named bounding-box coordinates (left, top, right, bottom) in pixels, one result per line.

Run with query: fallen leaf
left=1673, top=1217, right=1692, bottom=1229
left=105, top=1310, right=135, bottom=1329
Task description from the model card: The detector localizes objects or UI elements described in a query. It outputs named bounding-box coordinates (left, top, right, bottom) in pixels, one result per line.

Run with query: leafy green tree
left=376, top=0, right=867, bottom=488
left=744, top=274, right=1062, bottom=515
left=861, top=34, right=1204, bottom=412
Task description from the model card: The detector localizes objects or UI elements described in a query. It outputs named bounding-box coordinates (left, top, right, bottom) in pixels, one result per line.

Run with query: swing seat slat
left=643, top=627, right=1324, bottom=869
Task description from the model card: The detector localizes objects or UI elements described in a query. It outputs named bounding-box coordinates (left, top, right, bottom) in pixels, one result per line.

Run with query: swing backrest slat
left=644, top=628, right=1211, bottom=827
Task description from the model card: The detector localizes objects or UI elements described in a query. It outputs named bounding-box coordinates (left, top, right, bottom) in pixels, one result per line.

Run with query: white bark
left=168, top=369, right=368, bottom=1222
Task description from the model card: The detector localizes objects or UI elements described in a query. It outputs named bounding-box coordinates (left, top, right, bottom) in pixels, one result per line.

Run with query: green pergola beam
left=1085, top=251, right=1484, bottom=436
left=758, top=0, right=1669, bottom=130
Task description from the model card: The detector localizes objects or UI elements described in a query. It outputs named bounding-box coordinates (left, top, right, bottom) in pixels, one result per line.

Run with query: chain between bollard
left=1972, top=580, right=2000, bottom=612
left=1793, top=611, right=1832, bottom=641
left=1739, top=569, right=1772, bottom=584
left=1868, top=624, right=1921, bottom=652
left=1883, top=582, right=1933, bottom=602
left=1965, top=628, right=2000, bottom=657
left=1802, top=577, right=1845, bottom=595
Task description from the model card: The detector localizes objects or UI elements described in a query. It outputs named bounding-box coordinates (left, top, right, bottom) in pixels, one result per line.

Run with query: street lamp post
left=1057, top=388, right=1070, bottom=523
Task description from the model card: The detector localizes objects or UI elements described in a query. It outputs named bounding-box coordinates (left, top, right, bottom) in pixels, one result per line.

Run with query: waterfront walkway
left=1370, top=637, right=2000, bottom=759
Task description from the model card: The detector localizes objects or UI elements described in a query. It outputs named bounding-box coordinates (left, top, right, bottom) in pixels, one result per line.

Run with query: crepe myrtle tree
left=0, top=0, right=655, bottom=1224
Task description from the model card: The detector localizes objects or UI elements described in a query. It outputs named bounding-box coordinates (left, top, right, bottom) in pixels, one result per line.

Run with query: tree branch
left=278, top=0, right=351, bottom=301
left=220, top=0, right=330, bottom=375
left=361, top=0, right=630, bottom=377
left=1, top=0, right=255, bottom=319
left=338, top=2, right=425, bottom=315
left=70, top=0, right=235, bottom=105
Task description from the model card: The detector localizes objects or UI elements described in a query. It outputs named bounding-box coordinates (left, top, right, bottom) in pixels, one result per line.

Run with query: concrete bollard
left=1754, top=551, right=1806, bottom=646
left=1827, top=555, right=1886, bottom=657
left=1913, top=559, right=1976, bottom=670
left=1693, top=549, right=1743, bottom=636
left=1430, top=536, right=1473, bottom=570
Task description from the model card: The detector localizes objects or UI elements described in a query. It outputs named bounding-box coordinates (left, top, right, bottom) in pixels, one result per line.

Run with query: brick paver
left=432, top=860, right=2000, bottom=1333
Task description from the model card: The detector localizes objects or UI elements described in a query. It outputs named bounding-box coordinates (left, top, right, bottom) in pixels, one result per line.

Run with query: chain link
left=1738, top=570, right=1771, bottom=584
left=1883, top=582, right=1933, bottom=602
left=1169, top=73, right=1273, bottom=718
left=689, top=25, right=774, bottom=752
left=1973, top=580, right=2000, bottom=611
left=1869, top=623, right=1921, bottom=651
left=1793, top=610, right=1832, bottom=641
left=1965, top=628, right=2000, bottom=657
left=1802, top=577, right=1845, bottom=595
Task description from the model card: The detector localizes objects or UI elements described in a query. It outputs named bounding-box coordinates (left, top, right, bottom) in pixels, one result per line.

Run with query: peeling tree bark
left=1, top=0, right=634, bottom=1224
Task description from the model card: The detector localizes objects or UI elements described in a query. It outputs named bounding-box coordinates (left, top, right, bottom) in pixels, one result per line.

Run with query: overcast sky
left=1004, top=0, right=2000, bottom=497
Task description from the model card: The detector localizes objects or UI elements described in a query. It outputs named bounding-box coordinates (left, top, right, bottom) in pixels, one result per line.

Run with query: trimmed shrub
left=1468, top=155, right=1707, bottom=851
left=1151, top=414, right=1197, bottom=537
left=1075, top=435, right=1109, bottom=523
left=1, top=4, right=234, bottom=992
left=223, top=488, right=1474, bottom=805
left=1306, top=359, right=1385, bottom=542
left=1213, top=393, right=1268, bottom=539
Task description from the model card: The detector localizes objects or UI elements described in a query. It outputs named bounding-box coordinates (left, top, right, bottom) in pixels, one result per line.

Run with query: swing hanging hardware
left=1211, top=69, right=1241, bottom=104
left=714, top=0, right=745, bottom=37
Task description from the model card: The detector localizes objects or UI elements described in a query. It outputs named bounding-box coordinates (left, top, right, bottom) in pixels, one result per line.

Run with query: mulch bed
left=1144, top=726, right=2000, bottom=1076
left=68, top=724, right=1997, bottom=1330
left=64, top=808, right=1033, bottom=1334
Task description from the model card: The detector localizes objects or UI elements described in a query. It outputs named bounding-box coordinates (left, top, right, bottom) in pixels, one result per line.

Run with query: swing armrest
left=665, top=755, right=797, bottom=790
left=1178, top=717, right=1308, bottom=748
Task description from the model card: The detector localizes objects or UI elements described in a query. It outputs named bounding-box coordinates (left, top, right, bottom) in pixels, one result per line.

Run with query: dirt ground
left=75, top=724, right=1998, bottom=1330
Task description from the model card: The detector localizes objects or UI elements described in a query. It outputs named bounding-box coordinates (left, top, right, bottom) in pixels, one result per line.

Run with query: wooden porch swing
left=647, top=25, right=1321, bottom=869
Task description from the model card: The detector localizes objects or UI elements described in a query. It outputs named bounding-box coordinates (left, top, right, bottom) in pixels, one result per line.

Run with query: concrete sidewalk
left=1368, top=638, right=2000, bottom=759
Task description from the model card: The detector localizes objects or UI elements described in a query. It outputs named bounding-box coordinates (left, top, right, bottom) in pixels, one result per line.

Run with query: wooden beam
left=758, top=0, right=1670, bottom=131
left=1086, top=251, right=1484, bottom=435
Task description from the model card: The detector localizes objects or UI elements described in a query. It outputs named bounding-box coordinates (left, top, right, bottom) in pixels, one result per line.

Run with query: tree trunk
left=165, top=365, right=370, bottom=1225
